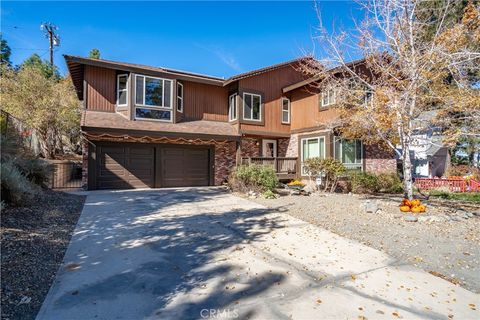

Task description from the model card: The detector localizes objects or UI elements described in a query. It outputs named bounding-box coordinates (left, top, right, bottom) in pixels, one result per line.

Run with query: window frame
left=281, top=97, right=291, bottom=124
left=177, top=82, right=183, bottom=113
left=228, top=93, right=237, bottom=121
left=300, top=136, right=326, bottom=175
left=242, top=92, right=262, bottom=122
left=134, top=74, right=173, bottom=122
left=116, top=74, right=128, bottom=107
left=321, top=88, right=336, bottom=107
left=334, top=138, right=363, bottom=171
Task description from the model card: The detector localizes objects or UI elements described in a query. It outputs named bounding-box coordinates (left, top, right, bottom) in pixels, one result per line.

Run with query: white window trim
left=228, top=93, right=237, bottom=121
left=334, top=138, right=363, bottom=170
left=321, top=88, right=336, bottom=107
left=116, top=74, right=128, bottom=107
left=177, top=82, right=183, bottom=113
left=134, top=74, right=173, bottom=123
left=300, top=136, right=326, bottom=175
left=242, top=92, right=262, bottom=122
left=281, top=97, right=291, bottom=124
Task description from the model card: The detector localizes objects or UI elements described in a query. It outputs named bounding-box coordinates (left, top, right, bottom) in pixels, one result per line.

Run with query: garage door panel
left=96, top=145, right=155, bottom=189
left=160, top=147, right=210, bottom=188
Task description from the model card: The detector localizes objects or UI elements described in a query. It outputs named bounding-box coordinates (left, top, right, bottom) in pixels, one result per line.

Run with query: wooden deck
left=241, top=157, right=298, bottom=180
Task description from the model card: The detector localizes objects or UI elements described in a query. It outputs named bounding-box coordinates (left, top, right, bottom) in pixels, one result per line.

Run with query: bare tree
left=299, top=0, right=480, bottom=199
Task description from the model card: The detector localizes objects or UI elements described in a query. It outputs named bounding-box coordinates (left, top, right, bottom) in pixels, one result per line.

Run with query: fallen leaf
left=316, top=299, right=322, bottom=304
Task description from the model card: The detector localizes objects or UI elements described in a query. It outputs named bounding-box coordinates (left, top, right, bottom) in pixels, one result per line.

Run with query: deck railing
left=241, top=157, right=298, bottom=179
left=415, top=178, right=480, bottom=193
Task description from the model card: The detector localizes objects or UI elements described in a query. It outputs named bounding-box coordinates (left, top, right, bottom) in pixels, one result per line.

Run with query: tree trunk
left=403, top=146, right=414, bottom=200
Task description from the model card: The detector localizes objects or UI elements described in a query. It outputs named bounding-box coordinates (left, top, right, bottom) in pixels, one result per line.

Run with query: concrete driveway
left=37, top=188, right=479, bottom=320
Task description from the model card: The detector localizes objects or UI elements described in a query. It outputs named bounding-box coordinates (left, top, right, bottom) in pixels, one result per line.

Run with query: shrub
left=377, top=173, right=403, bottom=193
left=446, top=165, right=480, bottom=180
left=303, top=158, right=346, bottom=192
left=348, top=171, right=404, bottom=194
left=1, top=160, right=40, bottom=206
left=14, top=157, right=54, bottom=188
left=229, top=165, right=278, bottom=192
left=263, top=190, right=277, bottom=199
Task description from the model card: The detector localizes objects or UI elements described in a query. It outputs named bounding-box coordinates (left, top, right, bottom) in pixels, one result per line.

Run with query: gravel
left=1, top=190, right=85, bottom=320
left=250, top=192, right=480, bottom=293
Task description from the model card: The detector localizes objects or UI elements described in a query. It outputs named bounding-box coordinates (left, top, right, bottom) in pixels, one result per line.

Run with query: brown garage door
left=160, top=147, right=210, bottom=187
left=97, top=145, right=155, bottom=189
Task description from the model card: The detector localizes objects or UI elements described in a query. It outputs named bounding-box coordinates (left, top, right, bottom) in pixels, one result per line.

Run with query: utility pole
left=40, top=22, right=60, bottom=66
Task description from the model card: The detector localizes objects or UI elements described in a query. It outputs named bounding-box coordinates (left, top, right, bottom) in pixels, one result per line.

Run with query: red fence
left=415, top=178, right=480, bottom=192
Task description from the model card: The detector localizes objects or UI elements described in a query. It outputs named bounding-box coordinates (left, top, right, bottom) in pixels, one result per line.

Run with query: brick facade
left=277, top=138, right=289, bottom=157
left=81, top=134, right=237, bottom=189
left=364, top=144, right=397, bottom=174
left=240, top=137, right=261, bottom=158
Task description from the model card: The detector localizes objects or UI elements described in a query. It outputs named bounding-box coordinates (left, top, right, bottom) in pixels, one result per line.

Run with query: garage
left=92, top=143, right=213, bottom=190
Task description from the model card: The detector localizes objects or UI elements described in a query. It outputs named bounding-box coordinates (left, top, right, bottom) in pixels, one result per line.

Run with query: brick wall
left=277, top=138, right=290, bottom=157
left=364, top=144, right=397, bottom=173
left=81, top=134, right=237, bottom=189
left=240, top=137, right=261, bottom=158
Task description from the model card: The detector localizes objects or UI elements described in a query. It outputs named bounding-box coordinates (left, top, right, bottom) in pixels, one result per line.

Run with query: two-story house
left=65, top=55, right=395, bottom=190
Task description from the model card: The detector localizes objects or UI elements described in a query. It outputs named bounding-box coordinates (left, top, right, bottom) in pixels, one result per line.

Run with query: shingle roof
left=81, top=111, right=240, bottom=140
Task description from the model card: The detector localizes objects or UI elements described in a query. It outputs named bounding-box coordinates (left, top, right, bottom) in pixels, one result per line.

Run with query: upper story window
left=334, top=138, right=363, bottom=171
left=243, top=93, right=261, bottom=121
left=135, top=75, right=173, bottom=122
left=177, top=82, right=183, bottom=112
left=229, top=93, right=237, bottom=121
left=321, top=88, right=336, bottom=107
left=116, top=74, right=128, bottom=107
left=281, top=97, right=290, bottom=124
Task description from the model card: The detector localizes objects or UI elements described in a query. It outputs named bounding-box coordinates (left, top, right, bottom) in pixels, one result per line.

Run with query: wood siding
left=85, top=65, right=116, bottom=112
left=182, top=81, right=228, bottom=122
left=239, top=65, right=305, bottom=134
left=290, top=88, right=340, bottom=131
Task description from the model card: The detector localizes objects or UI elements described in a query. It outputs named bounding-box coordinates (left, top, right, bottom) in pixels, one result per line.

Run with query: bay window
left=301, top=136, right=325, bottom=175
left=334, top=138, right=363, bottom=170
left=177, top=82, right=183, bottom=112
left=135, top=75, right=173, bottom=121
left=229, top=93, right=237, bottom=121
left=116, top=74, right=128, bottom=107
left=243, top=93, right=261, bottom=121
left=282, top=97, right=290, bottom=124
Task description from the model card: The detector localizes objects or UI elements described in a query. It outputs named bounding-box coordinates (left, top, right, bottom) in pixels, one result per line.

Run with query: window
left=321, top=88, right=335, bottom=107
left=117, top=74, right=128, bottom=107
left=243, top=93, right=261, bottom=121
left=135, top=75, right=173, bottom=121
left=281, top=98, right=290, bottom=124
left=229, top=93, right=237, bottom=121
left=177, top=82, right=183, bottom=112
left=301, top=137, right=325, bottom=175
left=334, top=138, right=363, bottom=170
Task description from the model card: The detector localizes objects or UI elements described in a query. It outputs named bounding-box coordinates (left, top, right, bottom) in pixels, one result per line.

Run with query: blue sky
left=1, top=1, right=360, bottom=77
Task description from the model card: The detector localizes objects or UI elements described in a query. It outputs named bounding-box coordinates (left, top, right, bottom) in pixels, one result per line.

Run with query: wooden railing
left=241, top=157, right=298, bottom=179
left=415, top=178, right=480, bottom=193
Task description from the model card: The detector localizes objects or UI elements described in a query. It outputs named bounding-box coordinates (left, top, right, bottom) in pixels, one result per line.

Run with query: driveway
left=37, top=188, right=479, bottom=320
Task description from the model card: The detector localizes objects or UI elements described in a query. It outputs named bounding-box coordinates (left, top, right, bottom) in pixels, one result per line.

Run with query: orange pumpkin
left=418, top=205, right=426, bottom=213
left=411, top=199, right=421, bottom=207
left=402, top=199, right=412, bottom=207
left=411, top=206, right=422, bottom=214
left=400, top=205, right=411, bottom=212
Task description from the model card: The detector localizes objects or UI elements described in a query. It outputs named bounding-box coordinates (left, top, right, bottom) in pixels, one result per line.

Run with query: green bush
left=229, top=164, right=278, bottom=192
left=303, top=158, right=346, bottom=192
left=263, top=190, right=277, bottom=199
left=348, top=171, right=403, bottom=194
left=429, top=190, right=480, bottom=203
left=1, top=160, right=40, bottom=206
left=14, top=157, right=53, bottom=188
left=377, top=173, right=404, bottom=193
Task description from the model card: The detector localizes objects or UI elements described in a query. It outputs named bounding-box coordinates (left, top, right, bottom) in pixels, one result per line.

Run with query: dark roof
left=282, top=58, right=367, bottom=93
left=81, top=110, right=240, bottom=140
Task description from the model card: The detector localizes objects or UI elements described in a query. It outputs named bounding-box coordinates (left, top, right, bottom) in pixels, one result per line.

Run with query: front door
left=262, top=139, right=277, bottom=158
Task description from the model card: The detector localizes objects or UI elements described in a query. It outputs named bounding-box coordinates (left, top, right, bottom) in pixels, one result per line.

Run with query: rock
left=465, top=212, right=474, bottom=218
left=418, top=216, right=430, bottom=222
left=375, top=209, right=383, bottom=214
left=404, top=215, right=418, bottom=222
left=364, top=200, right=378, bottom=213
left=303, top=184, right=316, bottom=194
left=18, top=295, right=31, bottom=305
left=429, top=216, right=447, bottom=223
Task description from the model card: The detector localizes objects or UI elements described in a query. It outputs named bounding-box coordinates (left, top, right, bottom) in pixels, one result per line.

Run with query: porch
left=241, top=157, right=298, bottom=180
